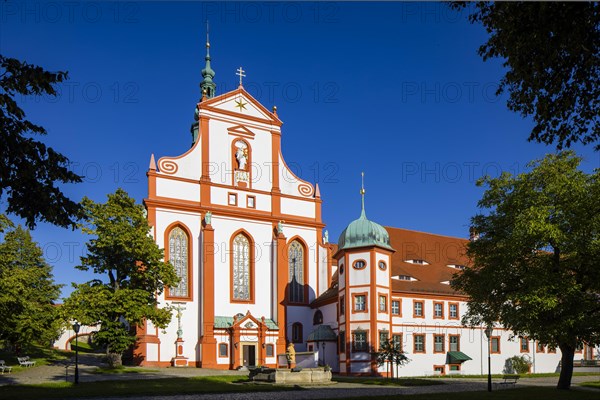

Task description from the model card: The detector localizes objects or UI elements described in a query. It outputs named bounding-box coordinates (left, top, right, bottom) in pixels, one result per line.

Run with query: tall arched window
left=288, top=240, right=304, bottom=303
left=232, top=233, right=251, bottom=301
left=169, top=227, right=188, bottom=297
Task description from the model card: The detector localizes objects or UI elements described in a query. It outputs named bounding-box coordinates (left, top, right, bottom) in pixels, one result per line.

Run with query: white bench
left=17, top=356, right=36, bottom=367
left=0, top=360, right=12, bottom=374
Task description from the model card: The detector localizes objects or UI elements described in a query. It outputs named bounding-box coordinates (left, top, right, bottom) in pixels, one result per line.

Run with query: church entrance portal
left=242, top=344, right=256, bottom=367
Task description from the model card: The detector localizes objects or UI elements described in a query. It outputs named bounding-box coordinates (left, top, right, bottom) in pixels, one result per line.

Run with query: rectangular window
left=434, top=365, right=445, bottom=375
left=218, top=343, right=228, bottom=357
left=339, top=331, right=346, bottom=353
left=391, top=300, right=400, bottom=315
left=354, top=294, right=366, bottom=312
left=434, top=334, right=445, bottom=353
left=449, top=364, right=461, bottom=371
left=392, top=334, right=403, bottom=350
left=413, top=301, right=424, bottom=318
left=547, top=345, right=556, bottom=354
left=449, top=335, right=460, bottom=352
left=228, top=192, right=238, bottom=206
left=340, top=295, right=345, bottom=316
left=379, top=330, right=389, bottom=349
left=536, top=342, right=545, bottom=353
left=266, top=344, right=274, bottom=357
left=491, top=337, right=500, bottom=353
left=449, top=303, right=459, bottom=319
left=414, top=334, right=425, bottom=353
left=379, top=295, right=387, bottom=312
left=434, top=302, right=444, bottom=318
left=520, top=337, right=529, bottom=352
left=353, top=331, right=368, bottom=352
left=246, top=195, right=255, bottom=208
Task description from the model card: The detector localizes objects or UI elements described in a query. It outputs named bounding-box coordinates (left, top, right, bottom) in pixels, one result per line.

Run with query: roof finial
left=360, top=172, right=366, bottom=218
left=200, top=20, right=216, bottom=99
left=236, top=66, right=246, bottom=87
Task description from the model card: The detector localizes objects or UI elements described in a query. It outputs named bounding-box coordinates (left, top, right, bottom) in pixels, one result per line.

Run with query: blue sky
left=2, top=1, right=598, bottom=297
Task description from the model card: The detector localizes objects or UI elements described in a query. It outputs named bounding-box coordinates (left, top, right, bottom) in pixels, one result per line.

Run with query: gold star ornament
left=235, top=98, right=247, bottom=111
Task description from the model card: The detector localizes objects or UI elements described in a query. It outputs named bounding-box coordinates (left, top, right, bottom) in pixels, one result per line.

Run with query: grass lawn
left=432, top=372, right=600, bottom=379
left=347, top=387, right=600, bottom=400
left=0, top=344, right=71, bottom=372
left=334, top=376, right=444, bottom=386
left=579, top=381, right=600, bottom=389
left=91, top=366, right=159, bottom=374
left=0, top=376, right=297, bottom=399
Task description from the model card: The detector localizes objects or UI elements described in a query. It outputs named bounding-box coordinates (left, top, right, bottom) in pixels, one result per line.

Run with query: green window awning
left=446, top=351, right=472, bottom=364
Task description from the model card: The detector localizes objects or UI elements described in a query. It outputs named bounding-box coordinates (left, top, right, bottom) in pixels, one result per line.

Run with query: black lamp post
left=322, top=341, right=326, bottom=366
left=484, top=326, right=493, bottom=392
left=72, top=321, right=80, bottom=385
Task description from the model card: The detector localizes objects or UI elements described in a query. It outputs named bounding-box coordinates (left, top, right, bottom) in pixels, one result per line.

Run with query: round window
left=378, top=261, right=387, bottom=270
left=353, top=260, right=366, bottom=269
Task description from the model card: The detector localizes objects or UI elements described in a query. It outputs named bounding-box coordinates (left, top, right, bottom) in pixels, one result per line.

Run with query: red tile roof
left=385, top=226, right=470, bottom=297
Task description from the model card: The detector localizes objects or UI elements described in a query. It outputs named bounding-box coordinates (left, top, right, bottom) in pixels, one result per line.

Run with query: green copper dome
left=337, top=184, right=393, bottom=251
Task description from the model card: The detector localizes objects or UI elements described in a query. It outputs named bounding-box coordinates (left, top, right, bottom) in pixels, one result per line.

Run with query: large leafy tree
left=0, top=225, right=63, bottom=350
left=0, top=55, right=82, bottom=229
left=456, top=2, right=600, bottom=149
left=452, top=151, right=600, bottom=390
left=64, top=189, right=178, bottom=366
left=373, top=338, right=410, bottom=380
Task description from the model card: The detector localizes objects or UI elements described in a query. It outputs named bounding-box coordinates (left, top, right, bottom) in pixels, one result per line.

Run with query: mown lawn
left=334, top=376, right=443, bottom=386
left=0, top=344, right=71, bottom=373
left=579, top=381, right=600, bottom=389
left=430, top=372, right=600, bottom=379
left=347, top=387, right=600, bottom=400
left=0, top=376, right=297, bottom=400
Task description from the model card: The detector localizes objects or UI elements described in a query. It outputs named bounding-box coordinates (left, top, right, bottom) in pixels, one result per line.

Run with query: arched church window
left=288, top=240, right=305, bottom=303
left=313, top=310, right=323, bottom=325
left=232, top=233, right=251, bottom=301
left=169, top=227, right=189, bottom=297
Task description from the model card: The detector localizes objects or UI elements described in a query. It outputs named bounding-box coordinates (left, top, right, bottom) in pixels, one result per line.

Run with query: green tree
left=0, top=55, right=82, bottom=229
left=455, top=2, right=600, bottom=149
left=452, top=151, right=600, bottom=390
left=64, top=189, right=178, bottom=367
left=0, top=225, right=63, bottom=351
left=373, top=339, right=410, bottom=379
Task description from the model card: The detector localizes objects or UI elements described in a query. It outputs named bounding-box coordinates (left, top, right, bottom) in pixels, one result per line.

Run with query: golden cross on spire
left=236, top=66, right=246, bottom=86
left=360, top=172, right=365, bottom=195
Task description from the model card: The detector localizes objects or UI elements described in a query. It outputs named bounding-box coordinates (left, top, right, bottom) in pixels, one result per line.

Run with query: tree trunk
left=107, top=352, right=123, bottom=368
left=557, top=343, right=575, bottom=390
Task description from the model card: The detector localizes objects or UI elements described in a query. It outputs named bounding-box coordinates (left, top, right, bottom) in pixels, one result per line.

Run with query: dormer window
left=405, top=259, right=429, bottom=265
left=447, top=264, right=466, bottom=270
left=396, top=275, right=416, bottom=281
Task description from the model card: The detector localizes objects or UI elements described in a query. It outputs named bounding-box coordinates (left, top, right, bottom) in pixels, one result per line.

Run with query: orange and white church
left=135, top=39, right=594, bottom=376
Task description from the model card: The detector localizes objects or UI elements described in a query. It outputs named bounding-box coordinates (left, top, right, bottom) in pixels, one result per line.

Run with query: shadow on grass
left=0, top=376, right=300, bottom=400
left=333, top=376, right=444, bottom=387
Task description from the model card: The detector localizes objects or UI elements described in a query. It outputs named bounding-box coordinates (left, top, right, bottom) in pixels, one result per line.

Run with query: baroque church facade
left=135, top=40, right=592, bottom=376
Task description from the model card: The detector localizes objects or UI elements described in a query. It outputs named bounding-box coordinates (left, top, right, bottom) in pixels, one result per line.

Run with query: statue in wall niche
left=286, top=342, right=296, bottom=368
left=323, top=230, right=329, bottom=244
left=235, top=146, right=248, bottom=170
left=205, top=211, right=212, bottom=225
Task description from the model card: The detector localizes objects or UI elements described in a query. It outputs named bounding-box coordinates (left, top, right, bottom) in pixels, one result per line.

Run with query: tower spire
left=200, top=20, right=216, bottom=99
left=360, top=172, right=366, bottom=218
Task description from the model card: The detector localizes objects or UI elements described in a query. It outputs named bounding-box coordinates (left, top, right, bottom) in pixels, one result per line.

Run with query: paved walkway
left=1, top=354, right=598, bottom=400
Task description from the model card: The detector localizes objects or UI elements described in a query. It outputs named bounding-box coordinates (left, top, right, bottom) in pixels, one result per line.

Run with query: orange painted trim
left=218, top=343, right=229, bottom=358
left=230, top=138, right=252, bottom=189
left=433, top=334, right=445, bottom=353
left=352, top=259, right=367, bottom=270
left=536, top=342, right=545, bottom=353
left=491, top=336, right=501, bottom=354
left=286, top=236, right=309, bottom=306
left=520, top=337, right=530, bottom=353
left=229, top=229, right=255, bottom=304
left=164, top=222, right=194, bottom=302
left=448, top=334, right=461, bottom=352
left=246, top=195, right=256, bottom=208
left=377, top=260, right=387, bottom=271
left=145, top=197, right=325, bottom=229
left=433, top=365, right=446, bottom=375
left=391, top=298, right=402, bottom=316
left=448, top=302, right=460, bottom=320
left=200, top=223, right=217, bottom=368
left=351, top=329, right=369, bottom=352
left=413, top=300, right=425, bottom=318
left=413, top=334, right=426, bottom=353
left=378, top=292, right=389, bottom=314
left=227, top=124, right=256, bottom=139
left=433, top=301, right=444, bottom=319
left=227, top=192, right=238, bottom=206
left=351, top=292, right=368, bottom=314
